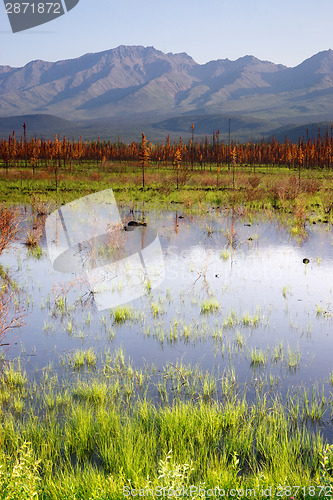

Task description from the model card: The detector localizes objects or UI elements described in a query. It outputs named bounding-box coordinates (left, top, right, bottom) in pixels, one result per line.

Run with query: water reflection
left=0, top=207, right=332, bottom=398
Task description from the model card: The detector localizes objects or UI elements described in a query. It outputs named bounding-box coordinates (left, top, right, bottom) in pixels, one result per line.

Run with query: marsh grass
left=303, top=388, right=326, bottom=422
left=0, top=441, right=41, bottom=499
left=27, top=244, right=43, bottom=259
left=250, top=348, right=267, bottom=367
left=220, top=248, right=230, bottom=260
left=329, top=372, right=333, bottom=386
left=62, top=348, right=97, bottom=370
left=288, top=346, right=301, bottom=370
left=1, top=164, right=332, bottom=232
left=242, top=310, right=260, bottom=327
left=273, top=342, right=284, bottom=363
left=200, top=298, right=220, bottom=314
left=0, top=355, right=330, bottom=498
left=150, top=301, right=165, bottom=318
left=235, top=331, right=245, bottom=349
left=24, top=228, right=42, bottom=247
left=112, top=305, right=135, bottom=324
left=2, top=359, right=27, bottom=390
left=223, top=308, right=263, bottom=329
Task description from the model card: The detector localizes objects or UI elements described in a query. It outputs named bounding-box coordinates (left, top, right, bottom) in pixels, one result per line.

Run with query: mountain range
left=1, top=45, right=333, bottom=141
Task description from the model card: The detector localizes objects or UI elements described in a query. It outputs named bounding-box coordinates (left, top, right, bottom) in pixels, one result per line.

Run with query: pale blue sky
left=1, top=0, right=333, bottom=68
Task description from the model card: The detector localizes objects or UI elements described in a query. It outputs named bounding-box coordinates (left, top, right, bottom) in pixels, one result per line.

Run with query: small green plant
left=0, top=442, right=41, bottom=500
left=146, top=280, right=152, bottom=293
left=155, top=450, right=194, bottom=491
left=242, top=310, right=261, bottom=327
left=204, top=224, right=214, bottom=237
left=66, top=319, right=73, bottom=334
left=329, top=372, right=333, bottom=385
left=200, top=298, right=219, bottom=314
left=316, top=303, right=332, bottom=318
left=223, top=309, right=238, bottom=328
left=235, top=332, right=245, bottom=348
left=54, top=296, right=66, bottom=316
left=64, top=348, right=97, bottom=370
left=288, top=347, right=300, bottom=370
left=27, top=245, right=43, bottom=259
left=221, top=248, right=230, bottom=260
left=319, top=444, right=333, bottom=487
left=12, top=395, right=25, bottom=414
left=112, top=306, right=134, bottom=324
left=3, top=361, right=27, bottom=390
left=25, top=229, right=42, bottom=247
left=84, top=348, right=98, bottom=367
left=151, top=302, right=163, bottom=318
left=250, top=348, right=267, bottom=367
left=72, top=380, right=108, bottom=404
left=273, top=342, right=284, bottom=363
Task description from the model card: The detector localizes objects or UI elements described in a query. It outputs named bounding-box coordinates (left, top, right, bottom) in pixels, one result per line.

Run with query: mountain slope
left=1, top=46, right=333, bottom=125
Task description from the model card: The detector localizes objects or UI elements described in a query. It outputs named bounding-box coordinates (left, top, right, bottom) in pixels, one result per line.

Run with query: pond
left=1, top=204, right=332, bottom=408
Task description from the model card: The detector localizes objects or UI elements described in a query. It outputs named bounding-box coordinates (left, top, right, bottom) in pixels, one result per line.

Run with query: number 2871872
left=5, top=3, right=62, bottom=14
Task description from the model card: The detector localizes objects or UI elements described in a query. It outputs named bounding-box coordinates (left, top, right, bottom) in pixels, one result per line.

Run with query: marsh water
left=1, top=206, right=333, bottom=419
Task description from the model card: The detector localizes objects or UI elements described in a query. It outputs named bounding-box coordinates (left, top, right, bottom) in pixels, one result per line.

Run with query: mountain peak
left=295, top=49, right=333, bottom=72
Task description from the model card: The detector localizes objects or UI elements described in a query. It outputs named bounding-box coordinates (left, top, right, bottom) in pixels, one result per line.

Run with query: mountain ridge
left=1, top=46, right=333, bottom=135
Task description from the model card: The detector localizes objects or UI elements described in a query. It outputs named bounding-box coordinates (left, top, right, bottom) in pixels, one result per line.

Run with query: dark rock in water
left=312, top=221, right=316, bottom=224
left=127, top=221, right=147, bottom=227
left=303, top=258, right=310, bottom=264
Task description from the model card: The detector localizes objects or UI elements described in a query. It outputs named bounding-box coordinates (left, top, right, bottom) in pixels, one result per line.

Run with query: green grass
left=200, top=298, right=220, bottom=314
left=111, top=305, right=135, bottom=324
left=0, top=355, right=331, bottom=499
left=221, top=248, right=230, bottom=260
left=288, top=346, right=301, bottom=370
left=273, top=342, right=284, bottom=363
left=223, top=308, right=262, bottom=329
left=0, top=349, right=333, bottom=500
left=250, top=348, right=267, bottom=367
left=150, top=301, right=164, bottom=318
left=329, top=372, right=333, bottom=385
left=1, top=162, right=333, bottom=230
left=62, top=348, right=97, bottom=370
left=3, top=360, right=27, bottom=389
left=242, top=310, right=261, bottom=327
left=235, top=331, right=245, bottom=349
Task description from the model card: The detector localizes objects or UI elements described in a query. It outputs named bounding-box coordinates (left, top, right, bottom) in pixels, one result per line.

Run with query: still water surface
left=1, top=207, right=332, bottom=402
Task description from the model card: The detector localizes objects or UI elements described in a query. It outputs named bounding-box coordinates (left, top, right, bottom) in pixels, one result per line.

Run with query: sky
left=0, top=0, right=333, bottom=68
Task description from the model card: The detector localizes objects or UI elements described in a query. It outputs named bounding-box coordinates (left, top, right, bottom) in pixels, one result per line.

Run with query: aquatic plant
left=200, top=298, right=219, bottom=314
left=24, top=228, right=42, bottom=247
left=112, top=305, right=134, bottom=324
left=62, top=348, right=97, bottom=370
left=287, top=346, right=301, bottom=370
left=250, top=348, right=267, bottom=367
